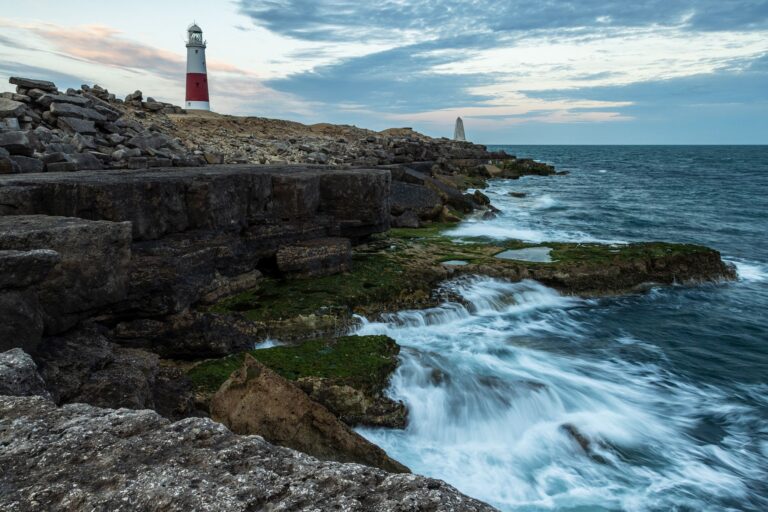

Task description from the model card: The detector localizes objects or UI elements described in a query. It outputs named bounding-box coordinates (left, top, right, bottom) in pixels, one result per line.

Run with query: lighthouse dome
left=188, top=23, right=202, bottom=33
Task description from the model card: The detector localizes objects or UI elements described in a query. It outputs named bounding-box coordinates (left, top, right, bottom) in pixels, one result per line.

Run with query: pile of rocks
left=0, top=76, right=202, bottom=174
left=166, top=114, right=511, bottom=169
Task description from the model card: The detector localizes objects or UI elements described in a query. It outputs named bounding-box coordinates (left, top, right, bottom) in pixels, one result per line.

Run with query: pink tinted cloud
left=27, top=23, right=251, bottom=78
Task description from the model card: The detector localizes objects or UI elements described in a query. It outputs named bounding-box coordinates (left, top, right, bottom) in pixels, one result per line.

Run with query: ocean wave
left=727, top=259, right=768, bottom=283
left=355, top=276, right=766, bottom=511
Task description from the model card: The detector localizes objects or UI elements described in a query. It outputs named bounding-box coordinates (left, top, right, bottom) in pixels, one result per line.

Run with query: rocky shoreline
left=0, top=76, right=737, bottom=511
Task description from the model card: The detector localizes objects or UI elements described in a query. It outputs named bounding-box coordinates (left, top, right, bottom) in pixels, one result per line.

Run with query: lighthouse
left=185, top=23, right=210, bottom=111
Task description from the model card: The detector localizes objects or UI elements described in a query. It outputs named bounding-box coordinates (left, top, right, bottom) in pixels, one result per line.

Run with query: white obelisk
left=454, top=117, right=466, bottom=141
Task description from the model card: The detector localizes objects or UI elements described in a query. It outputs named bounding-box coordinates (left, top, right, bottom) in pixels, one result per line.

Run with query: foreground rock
left=0, top=348, right=50, bottom=398
left=0, top=395, right=496, bottom=512
left=211, top=355, right=408, bottom=473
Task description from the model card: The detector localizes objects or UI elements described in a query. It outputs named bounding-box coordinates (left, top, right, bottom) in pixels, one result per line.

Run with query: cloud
left=237, top=0, right=768, bottom=43
left=0, top=60, right=87, bottom=91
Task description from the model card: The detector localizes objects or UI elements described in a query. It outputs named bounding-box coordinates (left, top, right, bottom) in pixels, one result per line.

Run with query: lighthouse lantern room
left=185, top=23, right=210, bottom=111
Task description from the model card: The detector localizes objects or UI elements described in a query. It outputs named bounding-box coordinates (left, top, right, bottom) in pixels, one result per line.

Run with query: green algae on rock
left=187, top=335, right=407, bottom=428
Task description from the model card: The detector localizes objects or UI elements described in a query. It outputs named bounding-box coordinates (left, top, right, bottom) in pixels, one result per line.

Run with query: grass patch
left=187, top=335, right=399, bottom=394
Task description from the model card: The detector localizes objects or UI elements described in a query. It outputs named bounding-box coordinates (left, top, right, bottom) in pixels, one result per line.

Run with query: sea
left=356, top=146, right=768, bottom=511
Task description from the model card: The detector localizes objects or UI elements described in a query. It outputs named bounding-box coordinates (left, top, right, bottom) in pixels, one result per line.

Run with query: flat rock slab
left=276, top=237, right=352, bottom=277
left=0, top=165, right=391, bottom=241
left=0, top=395, right=497, bottom=512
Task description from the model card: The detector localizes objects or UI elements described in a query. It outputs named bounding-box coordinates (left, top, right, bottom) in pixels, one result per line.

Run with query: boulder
left=0, top=290, right=44, bottom=354
left=0, top=395, right=495, bottom=511
left=390, top=181, right=443, bottom=220
left=9, top=155, right=44, bottom=173
left=50, top=102, right=107, bottom=122
left=0, top=131, right=35, bottom=156
left=9, top=76, right=57, bottom=92
left=211, top=355, right=409, bottom=473
left=0, top=156, right=20, bottom=174
left=71, top=152, right=103, bottom=170
left=297, top=377, right=407, bottom=428
left=0, top=98, right=25, bottom=118
left=391, top=210, right=420, bottom=228
left=0, top=216, right=132, bottom=334
left=56, top=116, right=97, bottom=135
left=276, top=237, right=352, bottom=278
left=0, top=348, right=50, bottom=398
left=36, top=93, right=91, bottom=108
left=0, top=249, right=59, bottom=289
left=125, top=90, right=142, bottom=102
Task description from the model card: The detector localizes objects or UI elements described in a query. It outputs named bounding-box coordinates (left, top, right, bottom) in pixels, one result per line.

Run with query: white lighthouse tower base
left=185, top=100, right=210, bottom=110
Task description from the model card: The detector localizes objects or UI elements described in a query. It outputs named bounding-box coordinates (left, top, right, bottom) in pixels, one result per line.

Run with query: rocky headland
left=0, top=76, right=736, bottom=511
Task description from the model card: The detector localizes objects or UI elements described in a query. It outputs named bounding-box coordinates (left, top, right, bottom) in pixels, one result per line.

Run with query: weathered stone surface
left=0, top=165, right=390, bottom=242
left=9, top=76, right=57, bottom=92
left=113, top=311, right=256, bottom=358
left=0, top=97, right=25, bottom=118
left=56, top=116, right=97, bottom=134
left=36, top=93, right=91, bottom=108
left=36, top=328, right=155, bottom=407
left=0, top=248, right=59, bottom=289
left=45, top=161, right=78, bottom=172
left=9, top=155, right=43, bottom=173
left=276, top=237, right=352, bottom=278
left=0, top=215, right=132, bottom=334
left=0, top=395, right=496, bottom=511
left=319, top=169, right=391, bottom=239
left=297, top=377, right=408, bottom=428
left=390, top=181, right=443, bottom=220
left=0, top=348, right=50, bottom=398
left=50, top=101, right=106, bottom=121
left=0, top=131, right=35, bottom=156
left=71, top=151, right=103, bottom=170
left=211, top=355, right=410, bottom=474
left=0, top=291, right=44, bottom=354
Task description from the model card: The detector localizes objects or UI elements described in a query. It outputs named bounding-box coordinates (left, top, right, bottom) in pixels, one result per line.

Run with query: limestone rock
left=56, top=116, right=97, bottom=135
left=36, top=93, right=91, bottom=108
left=0, top=348, right=50, bottom=398
left=0, top=215, right=132, bottom=335
left=0, top=97, right=25, bottom=118
left=9, top=155, right=43, bottom=173
left=9, top=76, right=57, bottom=92
left=50, top=102, right=106, bottom=121
left=211, top=355, right=409, bottom=473
left=0, top=249, right=59, bottom=289
left=0, top=395, right=496, bottom=511
left=0, top=131, right=35, bottom=156
left=390, top=181, right=443, bottom=220
left=276, top=237, right=352, bottom=278
left=297, top=377, right=408, bottom=428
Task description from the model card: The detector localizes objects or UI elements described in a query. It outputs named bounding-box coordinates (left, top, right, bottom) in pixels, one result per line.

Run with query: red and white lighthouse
left=185, top=23, right=210, bottom=111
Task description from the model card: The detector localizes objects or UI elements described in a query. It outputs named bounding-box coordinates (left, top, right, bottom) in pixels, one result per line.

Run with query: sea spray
left=356, top=276, right=765, bottom=511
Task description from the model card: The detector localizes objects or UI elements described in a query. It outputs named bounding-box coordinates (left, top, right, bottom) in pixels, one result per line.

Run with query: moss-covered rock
left=187, top=335, right=406, bottom=428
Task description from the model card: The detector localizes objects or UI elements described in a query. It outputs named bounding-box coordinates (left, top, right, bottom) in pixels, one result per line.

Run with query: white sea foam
left=727, top=259, right=768, bottom=282
left=355, top=277, right=760, bottom=511
left=252, top=338, right=285, bottom=349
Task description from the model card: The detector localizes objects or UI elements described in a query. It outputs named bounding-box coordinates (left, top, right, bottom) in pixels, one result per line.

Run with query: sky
left=1, top=0, right=767, bottom=144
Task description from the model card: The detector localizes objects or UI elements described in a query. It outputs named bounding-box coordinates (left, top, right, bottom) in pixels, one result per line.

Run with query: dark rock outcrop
left=211, top=355, right=409, bottom=474
left=297, top=377, right=408, bottom=428
left=0, top=395, right=496, bottom=512
left=0, top=348, right=50, bottom=398
left=276, top=237, right=352, bottom=278
left=0, top=215, right=132, bottom=335
left=35, top=327, right=198, bottom=419
left=0, top=166, right=389, bottom=347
